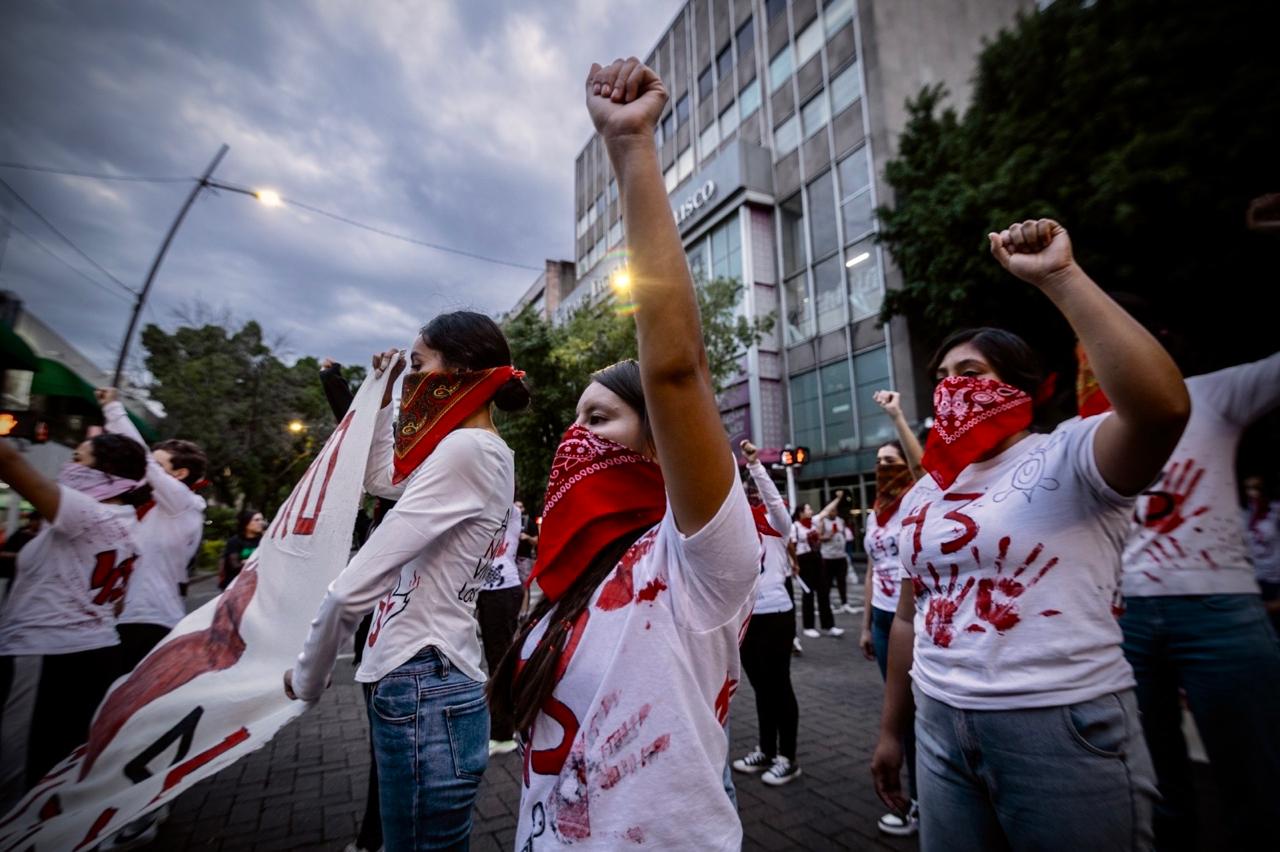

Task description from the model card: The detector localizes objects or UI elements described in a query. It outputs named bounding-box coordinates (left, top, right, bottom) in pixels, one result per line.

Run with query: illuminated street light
left=610, top=267, right=632, bottom=293
left=255, top=188, right=282, bottom=207
left=287, top=419, right=306, bottom=434
left=845, top=252, right=871, bottom=268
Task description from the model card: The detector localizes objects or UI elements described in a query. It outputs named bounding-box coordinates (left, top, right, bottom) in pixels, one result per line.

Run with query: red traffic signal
left=780, top=446, right=810, bottom=466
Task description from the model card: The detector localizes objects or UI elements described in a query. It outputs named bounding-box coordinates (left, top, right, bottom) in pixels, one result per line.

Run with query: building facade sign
left=672, top=180, right=716, bottom=226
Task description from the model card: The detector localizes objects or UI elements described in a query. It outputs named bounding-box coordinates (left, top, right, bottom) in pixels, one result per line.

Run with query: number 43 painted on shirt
left=91, top=550, right=136, bottom=605
left=901, top=493, right=982, bottom=566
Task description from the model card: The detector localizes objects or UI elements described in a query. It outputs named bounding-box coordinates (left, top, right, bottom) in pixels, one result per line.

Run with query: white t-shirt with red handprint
left=1122, top=353, right=1280, bottom=597
left=483, top=503, right=523, bottom=592
left=897, top=416, right=1135, bottom=710
left=515, top=482, right=760, bottom=851
left=864, top=510, right=903, bottom=614
left=0, top=486, right=140, bottom=656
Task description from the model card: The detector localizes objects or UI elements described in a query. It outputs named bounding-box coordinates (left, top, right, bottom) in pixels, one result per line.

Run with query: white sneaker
left=802, top=628, right=821, bottom=638
left=732, top=748, right=771, bottom=774
left=878, top=800, right=919, bottom=836
left=792, top=636, right=803, bottom=655
left=489, top=739, right=518, bottom=756
left=761, top=756, right=802, bottom=786
left=826, top=626, right=845, bottom=637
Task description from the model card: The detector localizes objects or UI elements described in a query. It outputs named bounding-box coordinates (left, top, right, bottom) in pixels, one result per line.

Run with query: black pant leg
left=116, top=623, right=171, bottom=673
left=477, top=586, right=523, bottom=741
left=740, top=616, right=776, bottom=757
left=26, top=645, right=121, bottom=787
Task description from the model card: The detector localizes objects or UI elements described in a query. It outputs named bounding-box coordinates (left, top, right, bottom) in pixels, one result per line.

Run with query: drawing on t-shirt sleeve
left=1135, top=458, right=1213, bottom=568
left=367, top=572, right=422, bottom=647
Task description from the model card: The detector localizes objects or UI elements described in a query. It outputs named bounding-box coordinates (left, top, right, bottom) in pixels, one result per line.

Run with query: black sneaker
left=761, top=756, right=802, bottom=786
left=732, top=748, right=771, bottom=774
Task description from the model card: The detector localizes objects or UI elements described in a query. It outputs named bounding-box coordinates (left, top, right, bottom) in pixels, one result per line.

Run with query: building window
left=824, top=0, right=854, bottom=34
left=675, top=94, right=690, bottom=126
left=586, top=201, right=597, bottom=227
left=795, top=20, right=822, bottom=66
left=739, top=79, right=761, bottom=118
left=662, top=113, right=675, bottom=143
left=821, top=360, right=856, bottom=451
left=709, top=213, right=742, bottom=282
left=790, top=370, right=822, bottom=451
left=699, top=120, right=720, bottom=158
left=677, top=146, right=694, bottom=182
left=766, top=0, right=787, bottom=23
left=654, top=123, right=663, bottom=148
left=780, top=193, right=806, bottom=275
left=608, top=177, right=618, bottom=203
left=720, top=101, right=739, bottom=137
left=830, top=60, right=861, bottom=114
left=846, top=237, right=883, bottom=322
left=699, top=65, right=714, bottom=101
left=854, top=346, right=892, bottom=447
left=716, top=45, right=733, bottom=80
left=838, top=146, right=874, bottom=243
left=664, top=165, right=678, bottom=192
left=769, top=47, right=793, bottom=93
left=774, top=113, right=799, bottom=156
left=609, top=219, right=623, bottom=248
left=783, top=272, right=813, bottom=344
left=801, top=91, right=828, bottom=138
left=814, top=254, right=846, bottom=333
left=595, top=192, right=605, bottom=217
left=808, top=170, right=839, bottom=259
left=576, top=213, right=588, bottom=238
left=736, top=16, right=754, bottom=58
left=687, top=241, right=708, bottom=282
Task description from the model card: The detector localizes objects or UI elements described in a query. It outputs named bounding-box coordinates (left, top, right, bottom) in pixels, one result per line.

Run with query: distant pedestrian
left=219, top=510, right=263, bottom=590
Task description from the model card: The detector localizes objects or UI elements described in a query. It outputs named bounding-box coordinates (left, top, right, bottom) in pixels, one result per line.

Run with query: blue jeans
left=914, top=687, right=1156, bottom=852
left=368, top=647, right=489, bottom=851
left=1120, top=594, right=1280, bottom=851
left=871, top=605, right=917, bottom=801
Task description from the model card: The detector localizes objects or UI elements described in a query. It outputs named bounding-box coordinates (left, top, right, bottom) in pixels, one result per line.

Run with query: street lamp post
left=112, top=144, right=229, bottom=387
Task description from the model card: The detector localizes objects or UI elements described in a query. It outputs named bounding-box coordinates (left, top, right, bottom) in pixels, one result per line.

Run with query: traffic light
left=0, top=410, right=47, bottom=442
left=780, top=446, right=810, bottom=466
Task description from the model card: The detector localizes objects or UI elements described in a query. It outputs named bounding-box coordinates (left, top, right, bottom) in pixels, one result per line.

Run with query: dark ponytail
left=488, top=530, right=646, bottom=736
left=420, top=310, right=530, bottom=412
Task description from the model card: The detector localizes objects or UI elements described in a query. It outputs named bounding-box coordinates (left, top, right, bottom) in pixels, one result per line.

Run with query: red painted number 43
left=91, top=550, right=136, bottom=605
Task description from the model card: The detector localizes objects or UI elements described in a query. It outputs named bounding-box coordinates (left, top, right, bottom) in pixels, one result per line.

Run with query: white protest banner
left=0, top=366, right=394, bottom=851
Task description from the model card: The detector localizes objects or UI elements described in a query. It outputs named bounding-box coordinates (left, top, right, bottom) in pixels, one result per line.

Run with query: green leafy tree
left=878, top=0, right=1278, bottom=384
left=140, top=321, right=346, bottom=512
left=499, top=275, right=773, bottom=507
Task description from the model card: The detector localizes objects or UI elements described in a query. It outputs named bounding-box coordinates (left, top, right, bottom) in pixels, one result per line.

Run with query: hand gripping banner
left=0, top=366, right=395, bottom=851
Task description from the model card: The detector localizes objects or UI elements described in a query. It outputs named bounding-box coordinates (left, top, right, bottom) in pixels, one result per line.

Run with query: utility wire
left=0, top=162, right=192, bottom=184
left=0, top=211, right=134, bottom=304
left=0, top=177, right=139, bottom=296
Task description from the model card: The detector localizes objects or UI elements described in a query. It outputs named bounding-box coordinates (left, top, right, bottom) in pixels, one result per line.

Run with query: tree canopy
left=499, top=275, right=773, bottom=508
left=878, top=0, right=1278, bottom=386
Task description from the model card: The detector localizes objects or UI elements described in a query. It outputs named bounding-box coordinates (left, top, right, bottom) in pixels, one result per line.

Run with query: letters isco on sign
left=672, top=180, right=717, bottom=225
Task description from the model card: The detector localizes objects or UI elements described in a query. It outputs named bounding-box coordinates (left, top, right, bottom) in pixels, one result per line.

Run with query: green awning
left=29, top=358, right=159, bottom=442
left=0, top=326, right=39, bottom=371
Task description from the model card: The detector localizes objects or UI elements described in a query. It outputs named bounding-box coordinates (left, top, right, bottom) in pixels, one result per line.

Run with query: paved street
left=153, top=573, right=1219, bottom=851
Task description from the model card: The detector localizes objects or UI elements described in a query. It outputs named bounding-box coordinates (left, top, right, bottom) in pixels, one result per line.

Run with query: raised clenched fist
left=95, top=387, right=118, bottom=406
left=739, top=439, right=760, bottom=464
left=873, top=389, right=901, bottom=418
left=585, top=58, right=668, bottom=144
left=988, top=218, right=1075, bottom=288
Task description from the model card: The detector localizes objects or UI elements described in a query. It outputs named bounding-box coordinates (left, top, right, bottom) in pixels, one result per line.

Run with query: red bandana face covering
left=873, top=462, right=913, bottom=526
left=529, top=425, right=667, bottom=603
left=392, top=366, right=522, bottom=484
left=920, top=376, right=1033, bottom=489
left=1075, top=342, right=1112, bottom=417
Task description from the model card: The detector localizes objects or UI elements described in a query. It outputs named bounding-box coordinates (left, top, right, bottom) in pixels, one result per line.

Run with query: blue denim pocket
left=1063, top=693, right=1127, bottom=758
left=444, top=694, right=490, bottom=781
left=371, top=675, right=419, bottom=724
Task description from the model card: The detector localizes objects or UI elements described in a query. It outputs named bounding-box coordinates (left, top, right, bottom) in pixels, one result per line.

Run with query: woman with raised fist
left=871, top=220, right=1188, bottom=850
left=488, top=58, right=760, bottom=850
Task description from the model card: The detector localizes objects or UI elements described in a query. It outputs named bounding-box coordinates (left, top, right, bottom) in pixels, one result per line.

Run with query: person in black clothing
left=0, top=511, right=41, bottom=586
left=219, top=510, right=263, bottom=590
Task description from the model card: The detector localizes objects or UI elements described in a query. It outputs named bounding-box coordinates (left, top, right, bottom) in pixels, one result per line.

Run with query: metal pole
left=112, top=144, right=228, bottom=387
left=786, top=464, right=797, bottom=511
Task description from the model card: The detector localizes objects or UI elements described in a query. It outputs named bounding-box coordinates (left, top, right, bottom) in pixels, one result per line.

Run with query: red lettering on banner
left=158, top=727, right=250, bottom=795
left=901, top=502, right=931, bottom=566
left=72, top=807, right=117, bottom=851
left=274, top=410, right=354, bottom=539
left=939, top=492, right=982, bottom=555
left=90, top=551, right=136, bottom=605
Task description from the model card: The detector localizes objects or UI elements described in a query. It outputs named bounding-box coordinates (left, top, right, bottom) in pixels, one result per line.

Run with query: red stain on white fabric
left=714, top=675, right=738, bottom=726
left=1136, top=458, right=1212, bottom=568
left=973, top=538, right=1060, bottom=633
left=596, top=531, right=659, bottom=611
left=921, top=563, right=974, bottom=647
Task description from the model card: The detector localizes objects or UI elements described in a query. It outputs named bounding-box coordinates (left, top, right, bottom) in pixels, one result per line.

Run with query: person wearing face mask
left=284, top=310, right=529, bottom=850
left=0, top=432, right=147, bottom=788
left=857, top=389, right=924, bottom=837
left=871, top=219, right=1189, bottom=851
left=793, top=494, right=843, bottom=639
left=486, top=57, right=761, bottom=851
left=219, top=510, right=265, bottom=591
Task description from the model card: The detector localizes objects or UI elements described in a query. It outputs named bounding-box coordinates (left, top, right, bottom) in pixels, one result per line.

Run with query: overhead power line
left=0, top=211, right=134, bottom=304
left=0, top=162, right=192, bottom=184
left=0, top=177, right=139, bottom=296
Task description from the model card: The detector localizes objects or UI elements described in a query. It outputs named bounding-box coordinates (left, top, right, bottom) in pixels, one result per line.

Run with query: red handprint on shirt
left=972, top=537, right=1060, bottom=633
left=919, top=563, right=974, bottom=648
left=1137, top=458, right=1211, bottom=567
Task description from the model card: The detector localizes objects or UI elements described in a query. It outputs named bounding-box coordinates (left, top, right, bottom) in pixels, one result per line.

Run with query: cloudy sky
left=0, top=0, right=681, bottom=381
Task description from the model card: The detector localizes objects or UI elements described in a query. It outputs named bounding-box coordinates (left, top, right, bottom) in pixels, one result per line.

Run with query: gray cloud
left=0, top=0, right=680, bottom=377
